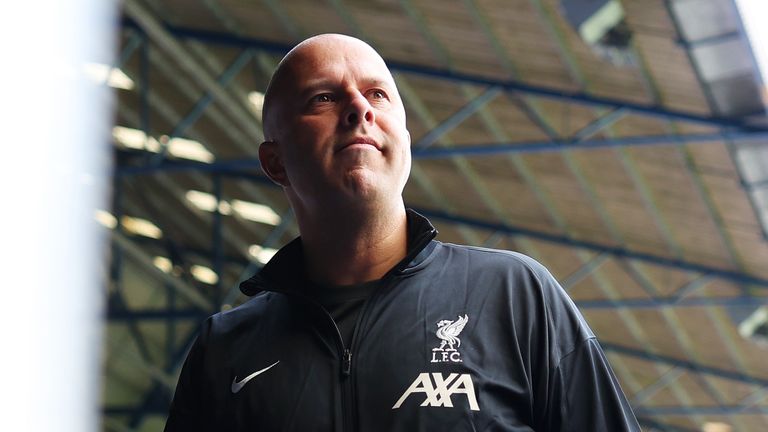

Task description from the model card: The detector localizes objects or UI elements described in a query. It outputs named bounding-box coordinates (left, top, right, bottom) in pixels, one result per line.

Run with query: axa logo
left=431, top=314, right=468, bottom=363
left=392, top=373, right=480, bottom=411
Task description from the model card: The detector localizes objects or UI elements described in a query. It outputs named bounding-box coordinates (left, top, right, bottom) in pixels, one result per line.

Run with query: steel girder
left=120, top=19, right=767, bottom=133
left=115, top=149, right=768, bottom=291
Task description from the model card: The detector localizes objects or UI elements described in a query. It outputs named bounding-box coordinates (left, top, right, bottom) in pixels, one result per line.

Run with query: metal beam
left=576, top=295, right=768, bottom=309
left=410, top=130, right=768, bottom=159
left=572, top=108, right=628, bottom=141
left=637, top=416, right=697, bottom=432
left=677, top=30, right=741, bottom=49
left=632, top=367, right=685, bottom=406
left=112, top=231, right=214, bottom=311
left=561, top=252, right=610, bottom=290
left=122, top=1, right=263, bottom=143
left=153, top=48, right=253, bottom=164
left=603, top=342, right=768, bottom=388
left=415, top=207, right=768, bottom=290
left=120, top=19, right=766, bottom=131
left=413, top=86, right=502, bottom=149
left=127, top=325, right=202, bottom=427
left=636, top=405, right=768, bottom=416
left=116, top=131, right=768, bottom=177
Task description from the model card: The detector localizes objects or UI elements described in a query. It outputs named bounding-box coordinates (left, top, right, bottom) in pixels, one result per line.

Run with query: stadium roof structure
left=103, top=1, right=768, bottom=431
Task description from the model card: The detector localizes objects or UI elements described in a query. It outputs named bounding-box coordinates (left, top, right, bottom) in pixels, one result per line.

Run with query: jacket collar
left=239, top=209, right=438, bottom=296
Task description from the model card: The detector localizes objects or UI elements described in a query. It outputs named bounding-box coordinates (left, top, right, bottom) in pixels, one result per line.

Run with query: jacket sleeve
left=546, top=337, right=640, bottom=432
left=164, top=322, right=215, bottom=432
left=517, top=255, right=640, bottom=432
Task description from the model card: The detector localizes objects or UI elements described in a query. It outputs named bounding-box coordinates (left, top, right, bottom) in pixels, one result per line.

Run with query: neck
left=296, top=201, right=408, bottom=286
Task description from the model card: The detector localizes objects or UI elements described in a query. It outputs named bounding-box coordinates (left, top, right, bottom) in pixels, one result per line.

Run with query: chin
left=341, top=171, right=385, bottom=200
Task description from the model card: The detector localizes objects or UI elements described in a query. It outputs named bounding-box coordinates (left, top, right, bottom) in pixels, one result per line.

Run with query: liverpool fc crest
left=431, top=314, right=469, bottom=363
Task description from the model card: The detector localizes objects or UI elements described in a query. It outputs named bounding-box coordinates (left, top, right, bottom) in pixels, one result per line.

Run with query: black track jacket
left=165, top=210, right=640, bottom=431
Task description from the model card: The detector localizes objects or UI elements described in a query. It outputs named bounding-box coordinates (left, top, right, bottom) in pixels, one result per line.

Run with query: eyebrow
left=298, top=78, right=393, bottom=99
left=298, top=79, right=334, bottom=99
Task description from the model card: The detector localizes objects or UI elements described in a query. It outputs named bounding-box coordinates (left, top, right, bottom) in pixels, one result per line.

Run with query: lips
left=336, top=136, right=381, bottom=153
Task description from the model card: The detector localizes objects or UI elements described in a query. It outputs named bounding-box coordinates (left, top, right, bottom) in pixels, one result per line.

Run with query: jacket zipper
left=342, top=275, right=403, bottom=432
left=312, top=304, right=352, bottom=431
left=302, top=297, right=354, bottom=432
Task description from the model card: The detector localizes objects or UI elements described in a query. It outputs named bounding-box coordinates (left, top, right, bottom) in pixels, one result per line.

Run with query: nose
left=343, top=93, right=375, bottom=127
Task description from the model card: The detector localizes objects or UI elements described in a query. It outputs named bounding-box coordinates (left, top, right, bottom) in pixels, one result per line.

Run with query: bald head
left=261, top=34, right=403, bottom=141
left=256, top=32, right=412, bottom=231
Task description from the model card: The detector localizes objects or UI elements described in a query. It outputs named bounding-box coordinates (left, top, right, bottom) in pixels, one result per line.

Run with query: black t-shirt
left=304, top=280, right=381, bottom=347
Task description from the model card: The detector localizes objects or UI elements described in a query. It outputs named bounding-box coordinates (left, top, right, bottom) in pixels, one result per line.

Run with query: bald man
left=164, top=34, right=640, bottom=432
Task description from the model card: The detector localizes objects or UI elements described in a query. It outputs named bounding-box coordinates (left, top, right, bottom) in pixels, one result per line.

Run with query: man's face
left=261, top=35, right=411, bottom=212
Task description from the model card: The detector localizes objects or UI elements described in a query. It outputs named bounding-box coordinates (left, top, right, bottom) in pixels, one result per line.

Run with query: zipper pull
left=342, top=349, right=352, bottom=377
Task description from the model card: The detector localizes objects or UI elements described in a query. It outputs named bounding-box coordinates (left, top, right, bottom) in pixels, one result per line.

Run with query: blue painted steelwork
left=117, top=148, right=263, bottom=177
left=572, top=108, right=628, bottom=141
left=576, top=295, right=767, bottom=309
left=173, top=49, right=252, bottom=138
left=504, top=93, right=560, bottom=140
left=212, top=174, right=224, bottom=294
left=410, top=130, right=768, bottom=159
left=602, top=341, right=768, bottom=388
left=128, top=324, right=204, bottom=427
left=743, top=177, right=768, bottom=191
left=152, top=48, right=253, bottom=165
left=166, top=267, right=177, bottom=370
left=109, top=172, right=125, bottom=292
left=126, top=233, right=251, bottom=267
left=561, top=252, right=609, bottom=290
left=116, top=31, right=143, bottom=69
left=414, top=207, right=768, bottom=290
left=637, top=417, right=697, bottom=432
left=406, top=62, right=749, bottom=128
left=140, top=34, right=151, bottom=150
left=120, top=19, right=766, bottom=131
left=614, top=259, right=666, bottom=299
left=636, top=405, right=768, bottom=416
left=116, top=131, right=768, bottom=177
left=109, top=165, right=155, bottom=365
left=414, top=86, right=502, bottom=149
left=631, top=367, right=685, bottom=405
left=676, top=30, right=740, bottom=49
left=670, top=274, right=715, bottom=299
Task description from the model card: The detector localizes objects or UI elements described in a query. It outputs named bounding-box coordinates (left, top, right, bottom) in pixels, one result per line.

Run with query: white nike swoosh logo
left=231, top=361, right=280, bottom=394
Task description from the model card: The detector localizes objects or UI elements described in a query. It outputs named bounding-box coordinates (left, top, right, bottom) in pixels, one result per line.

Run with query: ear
left=258, top=141, right=290, bottom=187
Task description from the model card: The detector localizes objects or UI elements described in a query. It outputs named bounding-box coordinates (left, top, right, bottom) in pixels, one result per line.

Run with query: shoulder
left=435, top=242, right=557, bottom=284
left=202, top=292, right=280, bottom=340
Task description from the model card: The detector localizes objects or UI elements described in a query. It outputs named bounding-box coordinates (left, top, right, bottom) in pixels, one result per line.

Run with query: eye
left=370, top=89, right=387, bottom=100
left=311, top=93, right=335, bottom=103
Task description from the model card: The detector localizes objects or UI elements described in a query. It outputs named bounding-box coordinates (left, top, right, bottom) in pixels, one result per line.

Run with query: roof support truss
left=121, top=19, right=767, bottom=132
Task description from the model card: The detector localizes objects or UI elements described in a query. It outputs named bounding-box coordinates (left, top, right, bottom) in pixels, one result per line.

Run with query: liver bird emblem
left=432, top=314, right=469, bottom=352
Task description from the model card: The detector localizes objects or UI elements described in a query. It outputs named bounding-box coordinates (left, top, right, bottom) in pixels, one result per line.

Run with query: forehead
left=282, top=39, right=395, bottom=92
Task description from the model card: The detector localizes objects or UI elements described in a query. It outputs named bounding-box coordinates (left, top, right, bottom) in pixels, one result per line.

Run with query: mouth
left=336, top=136, right=381, bottom=153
